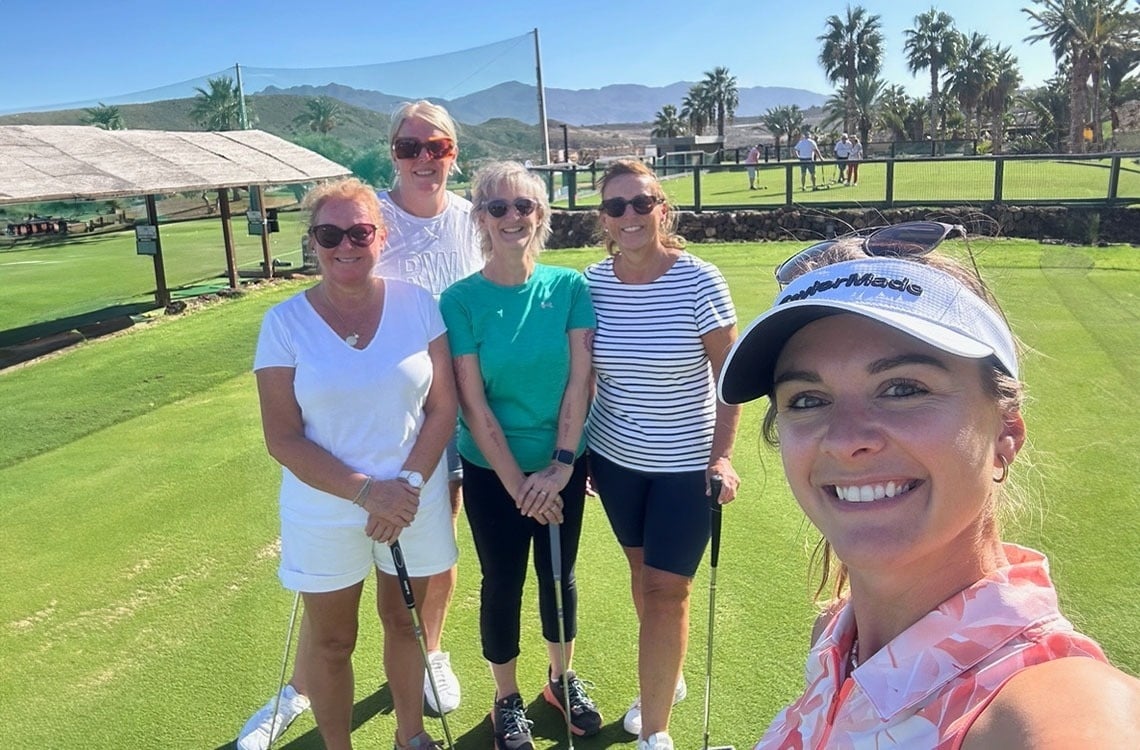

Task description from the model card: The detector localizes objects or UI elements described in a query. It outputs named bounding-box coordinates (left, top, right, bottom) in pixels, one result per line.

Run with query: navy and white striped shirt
left=585, top=252, right=736, bottom=472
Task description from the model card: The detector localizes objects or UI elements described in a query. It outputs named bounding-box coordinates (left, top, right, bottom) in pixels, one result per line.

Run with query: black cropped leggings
left=461, top=456, right=587, bottom=665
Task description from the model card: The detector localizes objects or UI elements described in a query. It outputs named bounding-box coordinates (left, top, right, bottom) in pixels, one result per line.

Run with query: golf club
left=390, top=540, right=455, bottom=750
left=549, top=521, right=576, bottom=750
left=701, top=476, right=734, bottom=750
left=266, top=591, right=301, bottom=750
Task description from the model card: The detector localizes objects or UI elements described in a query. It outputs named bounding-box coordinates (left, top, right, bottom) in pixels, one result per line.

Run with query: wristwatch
left=551, top=448, right=575, bottom=467
left=397, top=469, right=425, bottom=489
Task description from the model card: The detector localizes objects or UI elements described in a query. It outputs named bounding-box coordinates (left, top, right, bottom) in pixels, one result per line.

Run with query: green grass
left=1, top=241, right=1138, bottom=748
left=556, top=157, right=1140, bottom=209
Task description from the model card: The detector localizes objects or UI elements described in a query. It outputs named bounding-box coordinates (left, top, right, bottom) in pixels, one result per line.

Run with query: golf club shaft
left=267, top=590, right=302, bottom=750
left=703, top=475, right=724, bottom=750
left=549, top=522, right=575, bottom=750
left=390, top=540, right=455, bottom=750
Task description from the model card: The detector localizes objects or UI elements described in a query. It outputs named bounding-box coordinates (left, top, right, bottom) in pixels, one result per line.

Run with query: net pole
left=533, top=28, right=551, bottom=165
left=235, top=63, right=249, bottom=130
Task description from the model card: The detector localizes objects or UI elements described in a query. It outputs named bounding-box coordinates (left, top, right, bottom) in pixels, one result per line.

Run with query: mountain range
left=257, top=80, right=826, bottom=126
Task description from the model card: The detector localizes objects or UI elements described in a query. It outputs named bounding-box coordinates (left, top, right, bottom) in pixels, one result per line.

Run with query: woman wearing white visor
left=718, top=222, right=1140, bottom=748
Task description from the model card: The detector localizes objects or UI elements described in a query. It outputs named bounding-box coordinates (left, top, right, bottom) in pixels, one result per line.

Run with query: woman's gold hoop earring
left=993, top=454, right=1010, bottom=484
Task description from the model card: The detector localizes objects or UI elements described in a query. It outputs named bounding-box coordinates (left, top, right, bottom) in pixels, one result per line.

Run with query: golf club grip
left=389, top=541, right=416, bottom=610
left=709, top=476, right=723, bottom=568
left=548, top=522, right=563, bottom=579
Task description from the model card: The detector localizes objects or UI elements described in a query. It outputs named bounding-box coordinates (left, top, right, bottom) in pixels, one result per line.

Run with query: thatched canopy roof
left=0, top=125, right=350, bottom=204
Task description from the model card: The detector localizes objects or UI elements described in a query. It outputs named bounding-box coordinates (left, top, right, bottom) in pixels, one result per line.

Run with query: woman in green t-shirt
left=439, top=161, right=600, bottom=750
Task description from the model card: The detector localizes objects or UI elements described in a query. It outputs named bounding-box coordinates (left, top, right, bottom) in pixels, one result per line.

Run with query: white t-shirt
left=794, top=137, right=819, bottom=160
left=374, top=190, right=484, bottom=297
left=254, top=279, right=448, bottom=526
left=585, top=252, right=736, bottom=472
left=848, top=142, right=863, bottom=161
left=835, top=139, right=851, bottom=158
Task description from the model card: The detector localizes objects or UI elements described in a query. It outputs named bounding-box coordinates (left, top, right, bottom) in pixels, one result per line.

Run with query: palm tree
left=293, top=97, right=343, bottom=134
left=983, top=45, right=1022, bottom=153
left=878, top=84, right=927, bottom=141
left=702, top=66, right=739, bottom=137
left=762, top=104, right=805, bottom=153
left=1104, top=46, right=1140, bottom=139
left=680, top=84, right=715, bottom=136
left=904, top=8, right=961, bottom=138
left=190, top=76, right=244, bottom=131
left=948, top=32, right=997, bottom=137
left=1024, top=0, right=1140, bottom=152
left=83, top=103, right=124, bottom=130
left=818, top=5, right=885, bottom=134
left=651, top=104, right=686, bottom=138
left=1017, top=76, right=1070, bottom=151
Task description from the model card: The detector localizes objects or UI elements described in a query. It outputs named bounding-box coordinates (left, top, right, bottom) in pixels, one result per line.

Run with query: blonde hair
left=389, top=100, right=459, bottom=144
left=596, top=159, right=684, bottom=256
left=470, top=161, right=552, bottom=260
left=303, top=177, right=386, bottom=240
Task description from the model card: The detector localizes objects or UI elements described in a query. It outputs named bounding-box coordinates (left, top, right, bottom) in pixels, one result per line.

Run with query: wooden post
left=253, top=184, right=273, bottom=279
left=145, top=194, right=170, bottom=307
left=993, top=158, right=1005, bottom=204
left=218, top=189, right=239, bottom=289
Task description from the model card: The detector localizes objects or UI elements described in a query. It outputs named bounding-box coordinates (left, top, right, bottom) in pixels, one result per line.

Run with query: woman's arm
left=702, top=323, right=742, bottom=503
left=963, top=657, right=1140, bottom=749
left=517, top=327, right=594, bottom=514
left=255, top=367, right=418, bottom=535
left=453, top=353, right=561, bottom=523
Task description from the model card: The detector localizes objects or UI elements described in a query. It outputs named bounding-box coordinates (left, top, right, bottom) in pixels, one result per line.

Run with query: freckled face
left=772, top=313, right=1021, bottom=575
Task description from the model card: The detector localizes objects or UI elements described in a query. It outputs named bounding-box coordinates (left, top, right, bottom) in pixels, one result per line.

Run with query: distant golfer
left=833, top=133, right=851, bottom=184
left=745, top=143, right=761, bottom=190
left=793, top=130, right=822, bottom=191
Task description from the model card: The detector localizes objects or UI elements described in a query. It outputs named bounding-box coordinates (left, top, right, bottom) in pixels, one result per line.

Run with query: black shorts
left=589, top=452, right=710, bottom=578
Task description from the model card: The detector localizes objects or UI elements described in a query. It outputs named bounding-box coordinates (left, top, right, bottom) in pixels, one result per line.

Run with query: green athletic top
left=440, top=263, right=596, bottom=472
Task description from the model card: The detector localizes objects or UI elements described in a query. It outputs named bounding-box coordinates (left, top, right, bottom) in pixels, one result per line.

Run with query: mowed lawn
left=556, top=156, right=1140, bottom=209
left=1, top=240, right=1138, bottom=749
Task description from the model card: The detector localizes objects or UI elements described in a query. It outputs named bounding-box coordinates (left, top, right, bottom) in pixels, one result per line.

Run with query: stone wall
left=547, top=205, right=1140, bottom=248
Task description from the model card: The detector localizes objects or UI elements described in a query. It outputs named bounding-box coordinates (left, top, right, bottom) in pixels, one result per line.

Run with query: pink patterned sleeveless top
left=755, top=545, right=1108, bottom=750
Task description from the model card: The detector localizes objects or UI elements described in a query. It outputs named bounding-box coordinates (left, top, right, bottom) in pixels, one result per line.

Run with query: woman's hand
left=359, top=478, right=419, bottom=529
left=707, top=457, right=740, bottom=504
left=364, top=517, right=404, bottom=544
left=518, top=463, right=572, bottom=520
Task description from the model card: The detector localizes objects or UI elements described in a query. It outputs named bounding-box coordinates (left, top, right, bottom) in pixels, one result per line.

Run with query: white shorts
left=278, top=495, right=458, bottom=592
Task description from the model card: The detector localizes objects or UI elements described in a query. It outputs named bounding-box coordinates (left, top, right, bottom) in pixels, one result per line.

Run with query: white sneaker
left=622, top=674, right=687, bottom=735
left=638, top=731, right=675, bottom=750
left=236, top=684, right=311, bottom=750
left=424, top=650, right=461, bottom=714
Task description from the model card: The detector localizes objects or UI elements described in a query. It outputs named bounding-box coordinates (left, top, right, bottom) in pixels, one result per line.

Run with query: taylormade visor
left=717, top=257, right=1018, bottom=404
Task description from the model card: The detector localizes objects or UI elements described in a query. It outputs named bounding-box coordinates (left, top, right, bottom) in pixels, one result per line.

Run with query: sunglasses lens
left=424, top=139, right=455, bottom=159
left=345, top=224, right=376, bottom=246
left=485, top=200, right=509, bottom=218
left=600, top=198, right=626, bottom=218
left=774, top=240, right=837, bottom=286
left=311, top=225, right=344, bottom=249
left=866, top=221, right=958, bottom=257
left=514, top=199, right=537, bottom=216
left=392, top=139, right=419, bottom=160
left=630, top=195, right=659, bottom=215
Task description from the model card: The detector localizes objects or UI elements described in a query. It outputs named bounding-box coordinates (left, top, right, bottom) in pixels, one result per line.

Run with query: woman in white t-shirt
left=584, top=159, right=742, bottom=750
left=253, top=178, right=457, bottom=750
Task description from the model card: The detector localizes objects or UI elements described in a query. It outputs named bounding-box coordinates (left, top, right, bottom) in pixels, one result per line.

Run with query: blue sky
left=1, top=0, right=1058, bottom=113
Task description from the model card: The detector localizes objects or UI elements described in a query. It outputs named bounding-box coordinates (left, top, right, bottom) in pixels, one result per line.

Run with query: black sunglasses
left=774, top=221, right=967, bottom=287
left=308, top=223, right=378, bottom=249
left=483, top=198, right=538, bottom=218
left=391, top=137, right=456, bottom=161
left=599, top=194, right=664, bottom=218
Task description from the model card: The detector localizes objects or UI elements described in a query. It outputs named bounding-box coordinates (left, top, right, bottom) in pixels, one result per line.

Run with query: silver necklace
left=848, top=637, right=860, bottom=675
left=321, top=284, right=365, bottom=348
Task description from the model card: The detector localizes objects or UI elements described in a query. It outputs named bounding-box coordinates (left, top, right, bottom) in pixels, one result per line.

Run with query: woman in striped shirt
left=584, top=159, right=741, bottom=750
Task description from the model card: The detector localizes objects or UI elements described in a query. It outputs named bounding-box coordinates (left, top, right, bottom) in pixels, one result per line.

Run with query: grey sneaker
left=394, top=730, right=444, bottom=750
left=236, top=684, right=310, bottom=750
left=542, top=669, right=602, bottom=736
left=491, top=692, right=534, bottom=750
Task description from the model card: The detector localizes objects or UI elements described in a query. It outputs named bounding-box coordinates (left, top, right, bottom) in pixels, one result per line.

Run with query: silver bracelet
left=351, top=476, right=372, bottom=506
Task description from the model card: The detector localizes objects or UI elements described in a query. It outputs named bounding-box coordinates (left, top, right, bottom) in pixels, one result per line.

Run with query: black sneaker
left=492, top=692, right=534, bottom=750
left=543, top=669, right=602, bottom=737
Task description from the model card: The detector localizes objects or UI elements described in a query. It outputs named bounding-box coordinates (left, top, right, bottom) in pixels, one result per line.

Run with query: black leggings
left=462, top=456, right=588, bottom=665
